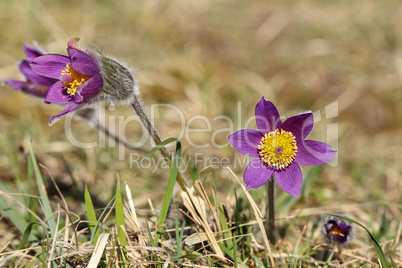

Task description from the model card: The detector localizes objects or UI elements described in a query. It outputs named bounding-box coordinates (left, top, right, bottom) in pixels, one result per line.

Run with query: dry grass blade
left=195, top=181, right=223, bottom=235
left=124, top=184, right=147, bottom=248
left=125, top=184, right=140, bottom=230
left=180, top=184, right=224, bottom=258
left=184, top=232, right=208, bottom=246
left=226, top=167, right=276, bottom=267
left=130, top=246, right=171, bottom=268
left=87, top=233, right=110, bottom=268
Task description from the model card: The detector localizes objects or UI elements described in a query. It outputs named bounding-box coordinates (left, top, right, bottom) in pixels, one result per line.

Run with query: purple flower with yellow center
left=322, top=216, right=353, bottom=244
left=30, top=38, right=103, bottom=125
left=4, top=43, right=57, bottom=98
left=227, top=97, right=337, bottom=197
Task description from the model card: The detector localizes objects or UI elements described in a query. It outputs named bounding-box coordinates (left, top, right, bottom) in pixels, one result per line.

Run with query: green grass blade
left=233, top=235, right=237, bottom=268
left=251, top=253, right=265, bottom=267
left=88, top=180, right=132, bottom=245
left=293, top=225, right=304, bottom=255
left=173, top=253, right=202, bottom=262
left=144, top=137, right=178, bottom=159
left=116, top=184, right=129, bottom=266
left=175, top=215, right=184, bottom=263
left=84, top=185, right=100, bottom=244
left=155, top=139, right=181, bottom=243
left=15, top=221, right=52, bottom=268
left=145, top=221, right=156, bottom=247
left=0, top=180, right=25, bottom=205
left=27, top=147, right=57, bottom=238
left=115, top=185, right=127, bottom=250
left=328, top=214, right=389, bottom=268
left=28, top=147, right=61, bottom=265
left=26, top=158, right=37, bottom=223
left=218, top=200, right=233, bottom=250
left=323, top=251, right=334, bottom=268
left=0, top=195, right=28, bottom=236
left=217, top=241, right=248, bottom=267
left=17, top=221, right=49, bottom=252
left=89, top=193, right=115, bottom=245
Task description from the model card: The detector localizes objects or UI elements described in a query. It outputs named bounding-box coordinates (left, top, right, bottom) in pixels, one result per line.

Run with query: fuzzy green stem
left=131, top=96, right=188, bottom=191
left=266, top=174, right=276, bottom=244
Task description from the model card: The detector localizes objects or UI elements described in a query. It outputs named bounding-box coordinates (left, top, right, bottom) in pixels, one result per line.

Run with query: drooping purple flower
left=4, top=43, right=58, bottom=98
left=30, top=38, right=104, bottom=125
left=227, top=97, right=337, bottom=197
left=322, top=216, right=353, bottom=244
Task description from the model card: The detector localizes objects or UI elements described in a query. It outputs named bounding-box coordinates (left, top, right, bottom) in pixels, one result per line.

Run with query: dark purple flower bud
left=322, top=215, right=353, bottom=244
left=4, top=43, right=58, bottom=98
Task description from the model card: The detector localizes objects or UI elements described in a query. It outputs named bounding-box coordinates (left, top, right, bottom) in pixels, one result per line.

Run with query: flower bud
left=322, top=215, right=354, bottom=245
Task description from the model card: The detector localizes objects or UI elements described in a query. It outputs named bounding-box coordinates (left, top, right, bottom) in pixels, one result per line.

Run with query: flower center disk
left=258, top=129, right=298, bottom=170
left=61, top=64, right=91, bottom=96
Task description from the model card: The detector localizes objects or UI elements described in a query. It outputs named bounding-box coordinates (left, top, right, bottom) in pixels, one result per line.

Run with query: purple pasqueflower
left=4, top=43, right=58, bottom=98
left=30, top=37, right=103, bottom=125
left=227, top=97, right=337, bottom=198
left=322, top=216, right=353, bottom=244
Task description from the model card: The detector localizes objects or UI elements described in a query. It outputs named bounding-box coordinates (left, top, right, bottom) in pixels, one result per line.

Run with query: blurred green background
left=0, top=0, right=401, bottom=249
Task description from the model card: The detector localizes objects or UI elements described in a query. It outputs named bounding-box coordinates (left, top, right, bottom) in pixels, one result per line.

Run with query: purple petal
left=19, top=60, right=56, bottom=86
left=45, top=81, right=71, bottom=104
left=67, top=37, right=81, bottom=50
left=21, top=84, right=49, bottom=98
left=74, top=75, right=103, bottom=103
left=282, top=112, right=314, bottom=140
left=23, top=43, right=44, bottom=59
left=295, top=140, right=337, bottom=165
left=337, top=221, right=352, bottom=233
left=4, top=79, right=25, bottom=90
left=49, top=103, right=83, bottom=125
left=68, top=48, right=100, bottom=77
left=4, top=80, right=49, bottom=98
left=30, top=54, right=70, bottom=79
left=244, top=157, right=274, bottom=189
left=332, top=233, right=348, bottom=244
left=255, top=97, right=281, bottom=134
left=274, top=163, right=303, bottom=198
left=228, top=129, right=262, bottom=157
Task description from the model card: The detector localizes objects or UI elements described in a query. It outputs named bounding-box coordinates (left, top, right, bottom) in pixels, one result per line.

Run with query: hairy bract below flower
left=4, top=43, right=57, bottom=98
left=322, top=215, right=353, bottom=244
left=227, top=97, right=337, bottom=197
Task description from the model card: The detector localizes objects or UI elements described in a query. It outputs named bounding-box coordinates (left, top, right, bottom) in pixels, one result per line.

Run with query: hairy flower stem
left=76, top=109, right=150, bottom=154
left=93, top=119, right=150, bottom=155
left=131, top=96, right=188, bottom=191
left=266, top=175, right=276, bottom=244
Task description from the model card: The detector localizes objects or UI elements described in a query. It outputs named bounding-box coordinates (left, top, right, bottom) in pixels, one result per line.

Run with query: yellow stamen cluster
left=258, top=129, right=298, bottom=170
left=61, top=64, right=90, bottom=96
left=330, top=225, right=346, bottom=237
